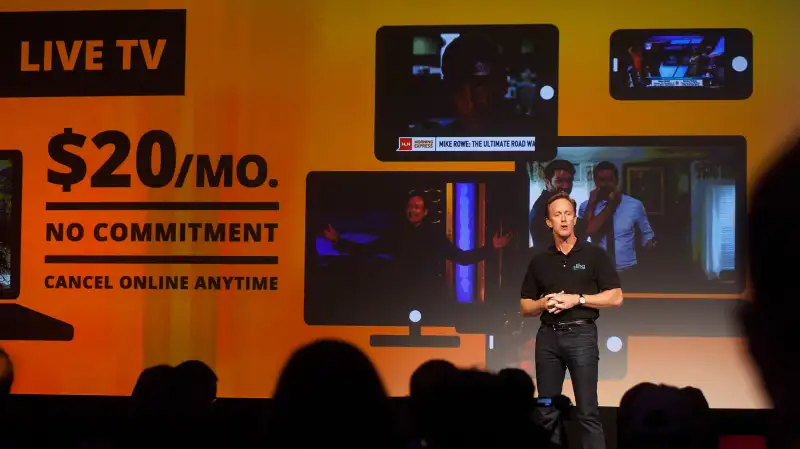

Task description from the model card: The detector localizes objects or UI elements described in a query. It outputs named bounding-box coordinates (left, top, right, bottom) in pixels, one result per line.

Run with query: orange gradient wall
left=0, top=0, right=796, bottom=409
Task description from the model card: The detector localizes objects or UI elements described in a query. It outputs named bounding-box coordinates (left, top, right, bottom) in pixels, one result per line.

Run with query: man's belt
left=550, top=319, right=594, bottom=330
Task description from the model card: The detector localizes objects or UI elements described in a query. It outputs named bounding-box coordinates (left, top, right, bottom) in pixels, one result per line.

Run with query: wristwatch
left=579, top=295, right=586, bottom=305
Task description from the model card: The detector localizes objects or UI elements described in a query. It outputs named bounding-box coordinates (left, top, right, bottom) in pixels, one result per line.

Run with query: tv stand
left=0, top=304, right=74, bottom=341
left=370, top=320, right=460, bottom=348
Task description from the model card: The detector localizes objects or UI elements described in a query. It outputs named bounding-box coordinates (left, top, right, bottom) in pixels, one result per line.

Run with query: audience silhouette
left=409, top=359, right=459, bottom=449
left=0, top=348, right=13, bottom=449
left=743, top=136, right=800, bottom=449
left=269, top=339, right=399, bottom=449
left=617, top=382, right=714, bottom=449
left=0, top=347, right=11, bottom=397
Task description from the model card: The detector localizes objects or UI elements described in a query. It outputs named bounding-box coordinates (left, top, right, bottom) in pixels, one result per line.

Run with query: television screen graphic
left=375, top=25, right=559, bottom=162
left=305, top=171, right=527, bottom=329
left=0, top=151, right=21, bottom=300
left=610, top=28, right=752, bottom=100
left=526, top=137, right=746, bottom=295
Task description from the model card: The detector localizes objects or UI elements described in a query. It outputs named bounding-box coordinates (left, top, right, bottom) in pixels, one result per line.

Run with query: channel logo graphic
left=399, top=138, right=412, bottom=150
left=413, top=139, right=434, bottom=150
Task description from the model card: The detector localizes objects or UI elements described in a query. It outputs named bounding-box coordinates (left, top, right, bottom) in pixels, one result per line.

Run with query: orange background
left=0, top=0, right=796, bottom=409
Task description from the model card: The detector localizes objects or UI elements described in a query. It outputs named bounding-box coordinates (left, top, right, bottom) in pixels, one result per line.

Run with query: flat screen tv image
left=609, top=28, right=753, bottom=100
left=375, top=24, right=559, bottom=162
left=305, top=171, right=527, bottom=330
left=526, top=136, right=746, bottom=295
left=0, top=150, right=73, bottom=341
left=0, top=151, right=21, bottom=300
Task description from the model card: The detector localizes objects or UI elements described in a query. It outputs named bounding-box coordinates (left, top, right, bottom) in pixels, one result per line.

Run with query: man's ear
left=545, top=216, right=553, bottom=229
left=423, top=208, right=428, bottom=217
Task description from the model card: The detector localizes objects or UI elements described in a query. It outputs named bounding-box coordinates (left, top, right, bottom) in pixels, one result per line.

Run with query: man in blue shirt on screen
left=577, top=161, right=655, bottom=276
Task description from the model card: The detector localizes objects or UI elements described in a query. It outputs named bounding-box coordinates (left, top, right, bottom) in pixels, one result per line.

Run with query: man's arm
left=586, top=194, right=621, bottom=238
left=334, top=233, right=390, bottom=256
left=575, top=201, right=589, bottom=239
left=580, top=288, right=623, bottom=308
left=585, top=204, right=613, bottom=237
left=520, top=297, right=549, bottom=317
left=591, top=246, right=624, bottom=307
left=634, top=201, right=656, bottom=248
left=439, top=233, right=494, bottom=265
left=519, top=259, right=546, bottom=317
left=531, top=199, right=551, bottom=247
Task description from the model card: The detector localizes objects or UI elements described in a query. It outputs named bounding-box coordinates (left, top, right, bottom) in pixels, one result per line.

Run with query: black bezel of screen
left=0, top=150, right=22, bottom=300
left=609, top=28, right=753, bottom=101
left=375, top=24, right=559, bottom=162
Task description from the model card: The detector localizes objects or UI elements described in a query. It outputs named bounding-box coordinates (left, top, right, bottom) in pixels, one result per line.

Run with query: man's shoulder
left=527, top=247, right=551, bottom=264
left=622, top=193, right=644, bottom=208
left=532, top=192, right=550, bottom=208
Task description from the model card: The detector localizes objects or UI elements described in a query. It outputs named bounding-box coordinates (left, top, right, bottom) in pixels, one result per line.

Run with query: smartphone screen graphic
left=609, top=28, right=753, bottom=100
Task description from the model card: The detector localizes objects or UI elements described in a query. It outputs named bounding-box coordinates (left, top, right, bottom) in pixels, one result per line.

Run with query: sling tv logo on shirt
left=0, top=9, right=186, bottom=97
left=573, top=263, right=586, bottom=271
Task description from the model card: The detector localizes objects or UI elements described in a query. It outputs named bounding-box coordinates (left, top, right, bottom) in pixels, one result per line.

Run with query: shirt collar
left=548, top=237, right=584, bottom=253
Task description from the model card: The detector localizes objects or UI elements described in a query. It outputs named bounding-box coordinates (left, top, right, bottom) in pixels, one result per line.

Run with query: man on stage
left=519, top=192, right=623, bottom=449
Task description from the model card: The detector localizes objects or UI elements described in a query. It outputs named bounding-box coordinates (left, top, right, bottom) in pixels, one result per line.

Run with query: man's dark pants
left=534, top=321, right=605, bottom=449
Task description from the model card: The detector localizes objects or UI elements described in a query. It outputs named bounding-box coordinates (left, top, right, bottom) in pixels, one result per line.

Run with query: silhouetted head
left=442, top=35, right=505, bottom=121
left=410, top=359, right=458, bottom=399
left=497, top=367, right=535, bottom=405
left=680, top=387, right=715, bottom=449
left=618, top=383, right=697, bottom=449
left=434, top=369, right=542, bottom=449
left=439, top=369, right=501, bottom=449
left=173, top=360, right=217, bottom=412
left=409, top=360, right=459, bottom=440
left=271, top=339, right=396, bottom=448
left=680, top=386, right=709, bottom=411
left=131, top=364, right=175, bottom=414
left=743, top=136, right=800, bottom=437
left=0, top=348, right=12, bottom=396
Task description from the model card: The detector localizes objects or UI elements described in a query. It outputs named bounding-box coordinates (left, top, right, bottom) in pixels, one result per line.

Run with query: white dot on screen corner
left=540, top=85, right=555, bottom=100
left=606, top=336, right=623, bottom=352
left=409, top=309, right=422, bottom=323
left=732, top=56, right=748, bottom=72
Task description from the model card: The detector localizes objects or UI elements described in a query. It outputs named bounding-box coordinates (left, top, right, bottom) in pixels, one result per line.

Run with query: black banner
left=0, top=9, right=186, bottom=97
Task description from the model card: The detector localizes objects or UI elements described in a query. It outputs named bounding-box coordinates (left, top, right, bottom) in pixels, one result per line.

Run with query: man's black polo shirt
left=520, top=239, right=621, bottom=324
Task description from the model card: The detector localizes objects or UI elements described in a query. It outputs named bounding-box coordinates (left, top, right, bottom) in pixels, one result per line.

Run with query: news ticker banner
left=398, top=136, right=535, bottom=152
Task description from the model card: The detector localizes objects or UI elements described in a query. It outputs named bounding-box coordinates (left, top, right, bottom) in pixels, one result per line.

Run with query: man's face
left=546, top=169, right=574, bottom=194
left=546, top=198, right=577, bottom=239
left=594, top=168, right=618, bottom=193
left=406, top=196, right=427, bottom=225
